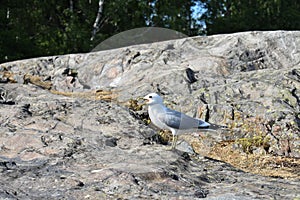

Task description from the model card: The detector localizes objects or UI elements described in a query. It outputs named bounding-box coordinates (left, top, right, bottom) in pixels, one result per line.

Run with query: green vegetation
left=237, top=135, right=270, bottom=154
left=223, top=110, right=271, bottom=154
left=1, top=0, right=300, bottom=63
left=200, top=0, right=300, bottom=35
left=0, top=0, right=200, bottom=63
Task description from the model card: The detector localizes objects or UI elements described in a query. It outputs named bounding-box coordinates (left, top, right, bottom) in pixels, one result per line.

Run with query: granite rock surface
left=0, top=31, right=299, bottom=199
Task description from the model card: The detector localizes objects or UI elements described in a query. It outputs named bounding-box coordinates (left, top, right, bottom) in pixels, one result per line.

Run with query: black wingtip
left=208, top=124, right=228, bottom=130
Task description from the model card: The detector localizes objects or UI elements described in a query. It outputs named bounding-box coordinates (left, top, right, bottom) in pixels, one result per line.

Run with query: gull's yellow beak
left=135, top=96, right=148, bottom=105
left=143, top=97, right=150, bottom=104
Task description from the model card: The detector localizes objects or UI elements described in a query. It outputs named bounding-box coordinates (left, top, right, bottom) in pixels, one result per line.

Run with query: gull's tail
left=208, top=123, right=228, bottom=130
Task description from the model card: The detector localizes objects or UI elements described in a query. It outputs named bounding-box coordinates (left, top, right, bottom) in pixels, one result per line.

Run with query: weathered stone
left=0, top=31, right=299, bottom=199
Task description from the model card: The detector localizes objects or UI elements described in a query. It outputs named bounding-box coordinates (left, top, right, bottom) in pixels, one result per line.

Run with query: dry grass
left=0, top=70, right=118, bottom=102
left=204, top=140, right=300, bottom=179
left=24, top=74, right=52, bottom=89
left=189, top=109, right=300, bottom=180
left=50, top=89, right=117, bottom=101
left=0, top=70, right=17, bottom=83
left=159, top=131, right=300, bottom=179
left=22, top=73, right=118, bottom=101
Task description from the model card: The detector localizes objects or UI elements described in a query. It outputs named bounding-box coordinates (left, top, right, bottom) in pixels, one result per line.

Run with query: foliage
left=0, top=0, right=99, bottom=63
left=199, top=0, right=300, bottom=35
left=1, top=0, right=300, bottom=63
left=0, top=0, right=200, bottom=63
left=151, top=0, right=200, bottom=35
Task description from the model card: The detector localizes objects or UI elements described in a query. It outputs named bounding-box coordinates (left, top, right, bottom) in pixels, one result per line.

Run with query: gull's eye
left=149, top=96, right=152, bottom=98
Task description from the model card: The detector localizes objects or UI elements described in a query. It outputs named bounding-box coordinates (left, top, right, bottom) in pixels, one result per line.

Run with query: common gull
left=144, top=93, right=219, bottom=149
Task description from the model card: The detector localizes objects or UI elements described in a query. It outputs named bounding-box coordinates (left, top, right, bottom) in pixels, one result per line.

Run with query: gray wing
left=157, top=108, right=207, bottom=130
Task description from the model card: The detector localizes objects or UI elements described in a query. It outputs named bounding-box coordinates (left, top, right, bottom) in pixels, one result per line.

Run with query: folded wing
left=157, top=108, right=209, bottom=130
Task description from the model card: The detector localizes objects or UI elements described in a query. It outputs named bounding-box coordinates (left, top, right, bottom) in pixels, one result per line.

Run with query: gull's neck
left=148, top=103, right=166, bottom=111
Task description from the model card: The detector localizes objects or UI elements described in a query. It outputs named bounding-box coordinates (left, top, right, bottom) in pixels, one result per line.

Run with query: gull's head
left=143, top=93, right=163, bottom=105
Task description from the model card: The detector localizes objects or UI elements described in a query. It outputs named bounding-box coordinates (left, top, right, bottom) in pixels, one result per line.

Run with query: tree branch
left=69, top=0, right=74, bottom=12
left=91, top=0, right=104, bottom=41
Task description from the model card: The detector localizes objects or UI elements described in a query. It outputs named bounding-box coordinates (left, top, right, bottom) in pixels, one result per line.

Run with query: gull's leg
left=166, top=134, right=174, bottom=150
left=166, top=130, right=177, bottom=150
left=171, top=135, right=178, bottom=150
left=166, top=134, right=176, bottom=150
left=171, top=134, right=176, bottom=149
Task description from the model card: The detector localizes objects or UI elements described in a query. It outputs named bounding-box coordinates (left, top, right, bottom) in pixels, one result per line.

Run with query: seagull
left=143, top=93, right=214, bottom=149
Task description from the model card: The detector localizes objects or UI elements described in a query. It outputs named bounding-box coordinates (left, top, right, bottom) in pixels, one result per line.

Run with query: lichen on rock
left=0, top=31, right=299, bottom=199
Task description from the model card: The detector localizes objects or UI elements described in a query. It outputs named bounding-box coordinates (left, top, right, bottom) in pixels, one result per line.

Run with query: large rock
left=0, top=31, right=299, bottom=199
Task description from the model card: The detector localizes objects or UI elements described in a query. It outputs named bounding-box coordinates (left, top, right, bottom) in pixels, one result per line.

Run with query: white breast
left=148, top=104, right=169, bottom=130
